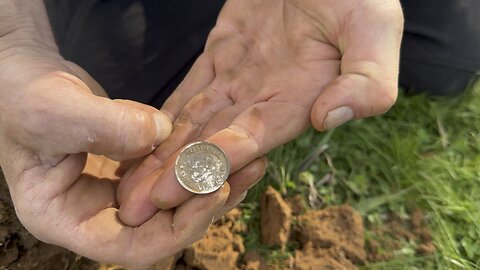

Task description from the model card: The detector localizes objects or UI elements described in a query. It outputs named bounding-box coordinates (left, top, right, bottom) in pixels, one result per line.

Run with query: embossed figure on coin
left=175, top=142, right=230, bottom=194
left=187, top=154, right=220, bottom=183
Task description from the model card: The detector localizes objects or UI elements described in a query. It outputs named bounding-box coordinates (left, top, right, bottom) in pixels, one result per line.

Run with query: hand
left=117, top=0, right=404, bottom=226
left=0, top=38, right=245, bottom=268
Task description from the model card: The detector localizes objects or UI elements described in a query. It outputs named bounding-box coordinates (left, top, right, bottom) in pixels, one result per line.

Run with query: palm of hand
left=166, top=0, right=343, bottom=149
left=118, top=0, right=403, bottom=225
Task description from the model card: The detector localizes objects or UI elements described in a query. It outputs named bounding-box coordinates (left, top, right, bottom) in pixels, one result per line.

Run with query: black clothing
left=45, top=0, right=224, bottom=107
left=400, top=0, right=480, bottom=95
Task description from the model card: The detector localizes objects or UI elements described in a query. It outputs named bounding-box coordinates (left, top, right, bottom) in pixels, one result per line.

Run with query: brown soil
left=366, top=209, right=436, bottom=262
left=294, top=242, right=356, bottom=270
left=0, top=176, right=435, bottom=270
left=243, top=251, right=266, bottom=270
left=183, top=224, right=244, bottom=270
left=286, top=195, right=306, bottom=216
left=295, top=205, right=366, bottom=265
left=260, top=186, right=292, bottom=247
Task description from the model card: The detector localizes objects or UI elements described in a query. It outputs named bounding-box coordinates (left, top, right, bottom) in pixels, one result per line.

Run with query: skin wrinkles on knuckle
left=113, top=104, right=129, bottom=158
left=341, top=60, right=390, bottom=81
left=132, top=110, right=156, bottom=153
left=335, top=74, right=397, bottom=116
left=179, top=89, right=234, bottom=125
left=114, top=105, right=152, bottom=158
left=174, top=106, right=203, bottom=129
left=352, top=66, right=398, bottom=112
left=227, top=124, right=261, bottom=155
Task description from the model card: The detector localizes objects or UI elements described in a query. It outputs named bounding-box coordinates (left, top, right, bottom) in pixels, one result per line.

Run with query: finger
left=311, top=5, right=404, bottom=131
left=169, top=182, right=230, bottom=249
left=150, top=102, right=309, bottom=209
left=222, top=156, right=267, bottom=209
left=117, top=104, right=244, bottom=218
left=117, top=96, right=241, bottom=206
left=113, top=99, right=176, bottom=204
left=216, top=191, right=248, bottom=222
left=200, top=104, right=246, bottom=139
left=161, top=55, right=215, bottom=121
left=119, top=156, right=267, bottom=227
left=118, top=169, right=163, bottom=227
left=66, top=184, right=229, bottom=269
left=20, top=73, right=172, bottom=161
left=116, top=159, right=149, bottom=205
left=153, top=86, right=234, bottom=162
left=116, top=153, right=162, bottom=206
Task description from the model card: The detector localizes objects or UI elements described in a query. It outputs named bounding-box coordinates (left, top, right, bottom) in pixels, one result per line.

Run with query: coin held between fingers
left=175, top=142, right=230, bottom=194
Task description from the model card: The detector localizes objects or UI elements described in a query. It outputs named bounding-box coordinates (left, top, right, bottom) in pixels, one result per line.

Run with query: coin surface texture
left=175, top=142, right=230, bottom=194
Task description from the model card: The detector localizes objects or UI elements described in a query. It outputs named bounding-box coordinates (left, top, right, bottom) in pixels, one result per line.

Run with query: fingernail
left=324, top=106, right=355, bottom=130
left=154, top=111, right=172, bottom=146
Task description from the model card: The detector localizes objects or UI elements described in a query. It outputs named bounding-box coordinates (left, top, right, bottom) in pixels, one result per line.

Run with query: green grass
left=242, top=78, right=480, bottom=269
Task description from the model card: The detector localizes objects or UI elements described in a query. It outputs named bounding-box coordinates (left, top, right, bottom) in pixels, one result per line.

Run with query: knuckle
left=114, top=104, right=155, bottom=158
left=252, top=157, right=268, bottom=179
left=228, top=123, right=261, bottom=154
left=374, top=81, right=398, bottom=114
left=175, top=107, right=201, bottom=129
left=128, top=110, right=156, bottom=154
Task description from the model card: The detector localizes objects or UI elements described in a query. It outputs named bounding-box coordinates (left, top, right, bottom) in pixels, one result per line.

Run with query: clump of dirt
left=260, top=186, right=292, bottom=247
left=366, top=208, right=436, bottom=262
left=295, top=205, right=366, bottom=264
left=223, top=207, right=248, bottom=234
left=243, top=251, right=266, bottom=270
left=182, top=224, right=245, bottom=270
left=286, top=195, right=306, bottom=216
left=294, top=242, right=356, bottom=270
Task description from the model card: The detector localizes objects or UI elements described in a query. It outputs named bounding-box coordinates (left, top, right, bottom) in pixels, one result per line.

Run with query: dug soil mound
left=295, top=205, right=366, bottom=264
left=0, top=177, right=433, bottom=270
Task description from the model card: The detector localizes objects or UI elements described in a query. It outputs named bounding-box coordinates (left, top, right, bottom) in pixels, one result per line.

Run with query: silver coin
left=175, top=142, right=230, bottom=194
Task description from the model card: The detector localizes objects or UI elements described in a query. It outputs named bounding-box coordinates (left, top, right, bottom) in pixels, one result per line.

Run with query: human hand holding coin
left=117, top=0, right=404, bottom=226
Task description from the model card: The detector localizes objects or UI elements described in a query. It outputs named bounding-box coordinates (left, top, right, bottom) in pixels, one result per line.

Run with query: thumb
left=22, top=72, right=172, bottom=161
left=82, top=98, right=173, bottom=160
left=311, top=3, right=403, bottom=131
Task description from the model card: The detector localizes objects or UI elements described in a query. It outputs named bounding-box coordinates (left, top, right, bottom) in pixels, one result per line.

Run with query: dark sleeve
left=399, top=0, right=480, bottom=95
